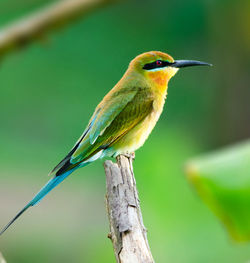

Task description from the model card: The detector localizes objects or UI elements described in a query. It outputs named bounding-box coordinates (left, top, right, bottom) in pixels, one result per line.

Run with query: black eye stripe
left=143, top=60, right=172, bottom=70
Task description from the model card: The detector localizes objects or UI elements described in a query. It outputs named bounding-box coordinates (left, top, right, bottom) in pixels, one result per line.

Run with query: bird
left=0, top=51, right=211, bottom=235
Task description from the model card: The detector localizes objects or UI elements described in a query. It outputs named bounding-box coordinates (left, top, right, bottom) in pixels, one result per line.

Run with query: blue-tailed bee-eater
left=0, top=51, right=211, bottom=235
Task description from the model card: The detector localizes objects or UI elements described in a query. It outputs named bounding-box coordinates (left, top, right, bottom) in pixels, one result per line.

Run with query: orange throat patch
left=147, top=71, right=169, bottom=92
left=146, top=67, right=179, bottom=93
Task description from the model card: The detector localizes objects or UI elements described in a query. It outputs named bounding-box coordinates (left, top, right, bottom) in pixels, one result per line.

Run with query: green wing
left=88, top=89, right=138, bottom=145
left=51, top=87, right=153, bottom=175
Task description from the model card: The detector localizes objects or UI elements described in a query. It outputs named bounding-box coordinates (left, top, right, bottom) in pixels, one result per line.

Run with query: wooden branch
left=0, top=0, right=115, bottom=58
left=104, top=155, right=154, bottom=263
left=0, top=252, right=6, bottom=263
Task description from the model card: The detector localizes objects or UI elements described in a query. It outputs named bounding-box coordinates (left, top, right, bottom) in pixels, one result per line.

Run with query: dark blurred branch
left=0, top=252, right=6, bottom=263
left=104, top=155, right=154, bottom=263
left=0, top=0, right=115, bottom=58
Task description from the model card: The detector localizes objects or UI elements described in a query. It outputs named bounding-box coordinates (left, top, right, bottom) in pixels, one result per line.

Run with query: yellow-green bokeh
left=0, top=0, right=249, bottom=262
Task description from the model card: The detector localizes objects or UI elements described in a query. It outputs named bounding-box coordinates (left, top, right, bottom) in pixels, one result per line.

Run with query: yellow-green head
left=128, top=51, right=211, bottom=88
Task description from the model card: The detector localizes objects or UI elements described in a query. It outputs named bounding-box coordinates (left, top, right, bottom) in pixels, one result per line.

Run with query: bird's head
left=129, top=51, right=211, bottom=88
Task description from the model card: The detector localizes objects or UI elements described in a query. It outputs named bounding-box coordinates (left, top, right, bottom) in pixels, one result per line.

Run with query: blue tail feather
left=30, top=170, right=74, bottom=206
left=0, top=169, right=76, bottom=236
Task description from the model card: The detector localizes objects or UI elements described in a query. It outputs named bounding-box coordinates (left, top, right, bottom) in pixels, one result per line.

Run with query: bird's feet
left=122, top=152, right=135, bottom=160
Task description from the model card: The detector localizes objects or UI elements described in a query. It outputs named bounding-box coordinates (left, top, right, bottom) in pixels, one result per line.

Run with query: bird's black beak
left=171, top=60, right=212, bottom=68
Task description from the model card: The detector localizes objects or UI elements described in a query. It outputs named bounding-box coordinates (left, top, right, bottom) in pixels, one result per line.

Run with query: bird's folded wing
left=50, top=87, right=154, bottom=175
left=88, top=89, right=138, bottom=145
left=70, top=87, right=154, bottom=163
left=50, top=88, right=139, bottom=175
left=52, top=88, right=137, bottom=171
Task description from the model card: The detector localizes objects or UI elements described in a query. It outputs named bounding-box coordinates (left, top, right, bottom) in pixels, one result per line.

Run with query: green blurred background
left=0, top=0, right=249, bottom=262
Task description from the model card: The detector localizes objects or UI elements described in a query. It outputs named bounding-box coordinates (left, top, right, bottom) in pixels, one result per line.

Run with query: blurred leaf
left=186, top=140, right=250, bottom=242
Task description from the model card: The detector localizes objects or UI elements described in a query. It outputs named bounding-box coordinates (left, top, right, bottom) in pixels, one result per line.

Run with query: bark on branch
left=104, top=155, right=154, bottom=263
left=0, top=0, right=115, bottom=58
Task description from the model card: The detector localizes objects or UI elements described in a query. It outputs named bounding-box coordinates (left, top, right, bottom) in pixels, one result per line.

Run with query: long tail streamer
left=0, top=169, right=74, bottom=235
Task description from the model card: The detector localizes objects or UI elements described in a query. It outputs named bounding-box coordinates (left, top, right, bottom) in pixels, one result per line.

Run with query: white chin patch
left=148, top=67, right=179, bottom=77
left=148, top=67, right=166, bottom=72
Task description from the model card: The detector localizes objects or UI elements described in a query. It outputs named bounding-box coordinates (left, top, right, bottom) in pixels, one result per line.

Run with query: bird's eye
left=156, top=60, right=162, bottom=66
left=143, top=60, right=169, bottom=70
